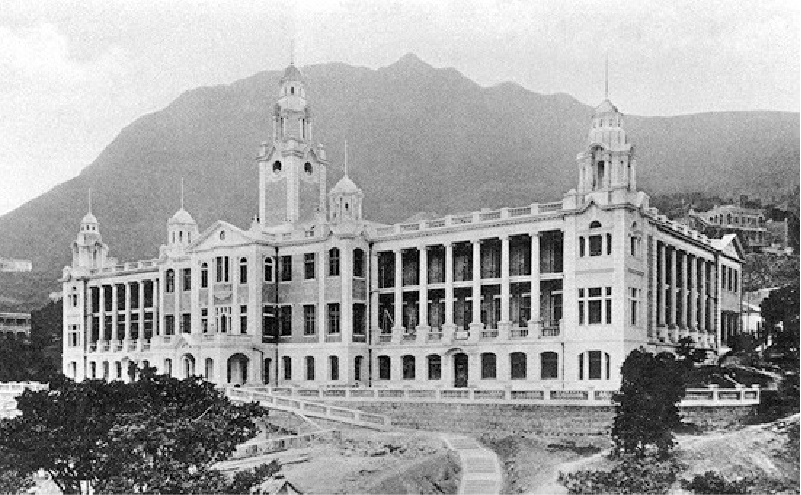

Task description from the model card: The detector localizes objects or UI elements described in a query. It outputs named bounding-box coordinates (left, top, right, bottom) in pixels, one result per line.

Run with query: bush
left=681, top=471, right=753, bottom=494
left=559, top=456, right=682, bottom=494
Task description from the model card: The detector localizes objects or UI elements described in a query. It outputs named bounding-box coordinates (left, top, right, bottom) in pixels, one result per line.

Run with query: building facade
left=691, top=205, right=768, bottom=251
left=62, top=63, right=743, bottom=390
left=0, top=313, right=31, bottom=339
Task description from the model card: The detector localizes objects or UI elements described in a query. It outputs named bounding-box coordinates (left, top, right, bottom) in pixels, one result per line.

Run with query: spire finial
left=290, top=39, right=295, bottom=66
left=344, top=139, right=349, bottom=177
left=604, top=52, right=609, bottom=100
left=180, top=177, right=184, bottom=210
left=88, top=188, right=92, bottom=213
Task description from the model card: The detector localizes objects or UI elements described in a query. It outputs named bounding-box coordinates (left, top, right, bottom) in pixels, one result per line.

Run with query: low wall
left=324, top=400, right=758, bottom=436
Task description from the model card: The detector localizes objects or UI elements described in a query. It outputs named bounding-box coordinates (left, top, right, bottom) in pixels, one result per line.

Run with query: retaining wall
left=326, top=400, right=758, bottom=436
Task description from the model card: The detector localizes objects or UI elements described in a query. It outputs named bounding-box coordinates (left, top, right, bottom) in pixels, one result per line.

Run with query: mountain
left=0, top=53, right=798, bottom=311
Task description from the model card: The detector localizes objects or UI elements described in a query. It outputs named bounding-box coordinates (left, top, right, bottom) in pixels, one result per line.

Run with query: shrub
left=559, top=456, right=682, bottom=494
left=681, top=470, right=753, bottom=494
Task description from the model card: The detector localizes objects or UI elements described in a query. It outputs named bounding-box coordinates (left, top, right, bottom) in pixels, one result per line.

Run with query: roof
left=81, top=212, right=98, bottom=224
left=280, top=63, right=304, bottom=83
left=330, top=176, right=361, bottom=194
left=594, top=98, right=619, bottom=115
left=169, top=208, right=196, bottom=225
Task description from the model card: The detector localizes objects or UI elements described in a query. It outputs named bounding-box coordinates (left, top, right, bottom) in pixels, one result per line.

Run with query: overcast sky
left=0, top=0, right=797, bottom=217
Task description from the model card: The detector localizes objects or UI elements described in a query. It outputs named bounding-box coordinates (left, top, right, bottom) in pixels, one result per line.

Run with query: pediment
left=191, top=221, right=255, bottom=251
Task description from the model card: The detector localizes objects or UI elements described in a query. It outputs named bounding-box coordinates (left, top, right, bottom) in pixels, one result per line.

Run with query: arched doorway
left=453, top=353, right=468, bottom=388
left=227, top=353, right=249, bottom=385
left=182, top=354, right=196, bottom=379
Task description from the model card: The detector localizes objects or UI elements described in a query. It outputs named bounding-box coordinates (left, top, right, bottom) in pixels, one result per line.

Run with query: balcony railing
left=402, top=332, right=416, bottom=342
left=352, top=334, right=366, bottom=343
left=377, top=334, right=392, bottom=344
left=127, top=341, right=137, bottom=351
left=100, top=342, right=110, bottom=352
left=88, top=342, right=97, bottom=352
left=113, top=341, right=123, bottom=352
left=453, top=330, right=469, bottom=340
left=480, top=329, right=499, bottom=339
left=510, top=327, right=529, bottom=338
left=142, top=340, right=150, bottom=351
left=427, top=330, right=442, bottom=342
left=325, top=333, right=342, bottom=343
left=541, top=320, right=561, bottom=337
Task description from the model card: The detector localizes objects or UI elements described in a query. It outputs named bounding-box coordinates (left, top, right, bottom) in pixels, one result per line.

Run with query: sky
left=0, top=0, right=798, bottom=217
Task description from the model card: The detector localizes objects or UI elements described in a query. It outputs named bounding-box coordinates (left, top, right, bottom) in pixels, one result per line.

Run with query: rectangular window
left=67, top=325, right=80, bottom=347
left=329, top=249, right=340, bottom=276
left=279, top=306, right=292, bottom=336
left=283, top=356, right=292, bottom=381
left=629, top=288, right=639, bottom=326
left=328, top=303, right=341, bottom=334
left=303, top=305, right=316, bottom=335
left=330, top=357, right=339, bottom=381
left=630, top=237, right=637, bottom=256
left=606, top=233, right=612, bottom=255
left=216, top=307, right=231, bottom=333
left=589, top=351, right=602, bottom=380
left=180, top=313, right=191, bottom=333
left=353, top=304, right=366, bottom=335
left=579, top=287, right=611, bottom=325
left=579, top=236, right=585, bottom=257
left=182, top=268, right=191, bottom=291
left=304, top=253, right=315, bottom=279
left=201, top=308, right=208, bottom=333
left=306, top=357, right=315, bottom=381
left=428, top=356, right=441, bottom=380
left=589, top=235, right=602, bottom=256
left=353, top=249, right=365, bottom=277
left=280, top=255, right=292, bottom=281
left=240, top=258, right=248, bottom=284
left=216, top=256, right=229, bottom=282
left=589, top=300, right=602, bottom=324
left=165, top=315, right=175, bottom=336
left=240, top=305, right=247, bottom=334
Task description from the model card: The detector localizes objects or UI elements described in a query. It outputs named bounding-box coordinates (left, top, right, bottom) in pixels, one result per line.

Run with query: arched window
left=304, top=162, right=313, bottom=174
left=427, top=354, right=441, bottom=380
left=578, top=351, right=604, bottom=380
left=239, top=257, right=248, bottom=284
left=329, top=356, right=339, bottom=381
left=481, top=353, right=496, bottom=379
left=510, top=352, right=527, bottom=379
left=589, top=220, right=602, bottom=229
left=205, top=358, right=214, bottom=380
left=263, top=257, right=273, bottom=282
left=201, top=263, right=208, bottom=288
left=378, top=355, right=390, bottom=380
left=328, top=248, right=340, bottom=276
left=165, top=269, right=175, bottom=293
left=273, top=161, right=282, bottom=173
left=90, top=362, right=97, bottom=379
left=164, top=358, right=173, bottom=377
left=305, top=356, right=315, bottom=381
left=183, top=354, right=195, bottom=378
left=353, top=248, right=365, bottom=277
left=115, top=362, right=122, bottom=379
left=605, top=353, right=611, bottom=380
left=402, top=355, right=415, bottom=380
left=541, top=352, right=558, bottom=380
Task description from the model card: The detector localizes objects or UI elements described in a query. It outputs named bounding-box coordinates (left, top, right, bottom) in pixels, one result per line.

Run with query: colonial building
left=62, top=62, right=743, bottom=390
left=0, top=313, right=31, bottom=339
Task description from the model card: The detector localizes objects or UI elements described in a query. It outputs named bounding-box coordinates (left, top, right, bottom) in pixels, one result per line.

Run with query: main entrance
left=454, top=353, right=468, bottom=388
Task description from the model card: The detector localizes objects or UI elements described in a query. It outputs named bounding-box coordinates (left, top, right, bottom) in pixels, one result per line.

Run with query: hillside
left=0, top=53, right=798, bottom=311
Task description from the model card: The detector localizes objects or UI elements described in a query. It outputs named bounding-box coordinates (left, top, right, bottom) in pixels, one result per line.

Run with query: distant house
left=689, top=205, right=768, bottom=252
left=0, top=312, right=31, bottom=339
left=0, top=258, right=32, bottom=272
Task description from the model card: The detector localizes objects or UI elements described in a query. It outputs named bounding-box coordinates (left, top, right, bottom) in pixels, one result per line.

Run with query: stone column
left=443, top=242, right=455, bottom=343
left=528, top=232, right=541, bottom=335
left=341, top=244, right=353, bottom=345
left=499, top=235, right=511, bottom=340
left=700, top=259, right=708, bottom=343
left=392, top=248, right=403, bottom=342
left=138, top=281, right=145, bottom=351
left=317, top=248, right=326, bottom=344
left=98, top=285, right=105, bottom=346
left=680, top=250, right=688, bottom=335
left=370, top=250, right=379, bottom=336
left=469, top=239, right=483, bottom=342
left=659, top=242, right=667, bottom=331
left=416, top=245, right=429, bottom=344
left=687, top=254, right=698, bottom=332
left=649, top=236, right=657, bottom=338
left=111, top=284, right=119, bottom=344
left=669, top=247, right=677, bottom=339
left=125, top=282, right=132, bottom=342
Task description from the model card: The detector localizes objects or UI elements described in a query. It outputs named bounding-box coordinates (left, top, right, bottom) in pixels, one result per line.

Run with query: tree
left=0, top=369, right=270, bottom=494
left=612, top=349, right=687, bottom=458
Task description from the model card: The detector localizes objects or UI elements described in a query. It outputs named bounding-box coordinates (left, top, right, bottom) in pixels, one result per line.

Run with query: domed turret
left=329, top=143, right=364, bottom=223
left=72, top=199, right=108, bottom=270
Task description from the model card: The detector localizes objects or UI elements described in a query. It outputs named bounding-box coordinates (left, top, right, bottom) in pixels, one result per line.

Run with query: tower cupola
left=72, top=199, right=108, bottom=270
